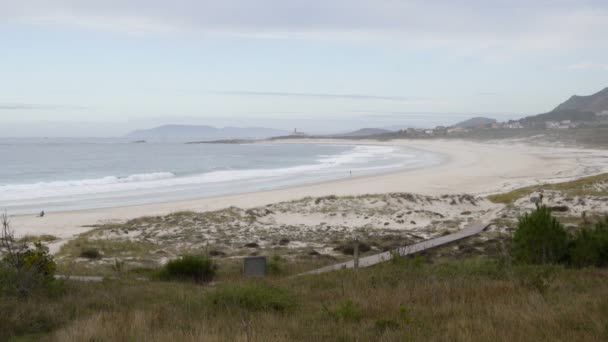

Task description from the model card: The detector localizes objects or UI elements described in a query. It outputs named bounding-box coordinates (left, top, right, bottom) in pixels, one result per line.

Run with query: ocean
left=0, top=139, right=443, bottom=214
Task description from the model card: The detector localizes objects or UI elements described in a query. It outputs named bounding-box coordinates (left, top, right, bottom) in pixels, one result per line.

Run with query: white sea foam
left=0, top=145, right=435, bottom=204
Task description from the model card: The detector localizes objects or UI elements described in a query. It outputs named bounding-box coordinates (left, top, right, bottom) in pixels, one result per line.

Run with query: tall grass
left=2, top=258, right=607, bottom=341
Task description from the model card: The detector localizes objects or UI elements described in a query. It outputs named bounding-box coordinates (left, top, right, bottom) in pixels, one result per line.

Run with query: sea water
left=0, top=139, right=443, bottom=214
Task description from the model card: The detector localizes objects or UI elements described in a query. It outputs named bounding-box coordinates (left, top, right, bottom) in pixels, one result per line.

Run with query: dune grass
left=57, top=238, right=157, bottom=260
left=488, top=173, right=608, bottom=204
left=3, top=257, right=608, bottom=341
left=18, top=235, right=59, bottom=243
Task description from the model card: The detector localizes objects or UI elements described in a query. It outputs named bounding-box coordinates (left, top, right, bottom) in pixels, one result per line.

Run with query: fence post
left=353, top=238, right=360, bottom=271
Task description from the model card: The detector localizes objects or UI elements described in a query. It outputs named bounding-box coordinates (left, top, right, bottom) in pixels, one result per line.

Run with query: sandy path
left=8, top=139, right=608, bottom=241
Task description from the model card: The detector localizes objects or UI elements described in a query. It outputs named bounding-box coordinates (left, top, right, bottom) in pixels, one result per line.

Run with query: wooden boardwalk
left=300, top=221, right=492, bottom=276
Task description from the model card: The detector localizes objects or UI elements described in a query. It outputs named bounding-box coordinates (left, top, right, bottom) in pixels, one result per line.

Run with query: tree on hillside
left=512, top=206, right=568, bottom=264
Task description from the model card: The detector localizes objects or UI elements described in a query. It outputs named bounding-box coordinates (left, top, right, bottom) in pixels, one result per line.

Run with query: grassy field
left=3, top=256, right=608, bottom=342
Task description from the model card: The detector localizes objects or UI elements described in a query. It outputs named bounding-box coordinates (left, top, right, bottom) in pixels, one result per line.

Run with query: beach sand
left=9, top=139, right=608, bottom=243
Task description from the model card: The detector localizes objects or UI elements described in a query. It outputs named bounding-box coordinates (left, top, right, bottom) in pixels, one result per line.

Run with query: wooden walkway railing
left=300, top=221, right=492, bottom=276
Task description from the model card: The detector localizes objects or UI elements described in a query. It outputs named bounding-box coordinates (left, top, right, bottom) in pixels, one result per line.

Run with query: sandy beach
left=8, top=139, right=608, bottom=242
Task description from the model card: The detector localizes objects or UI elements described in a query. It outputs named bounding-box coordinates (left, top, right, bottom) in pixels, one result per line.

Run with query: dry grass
left=18, top=234, right=58, bottom=243
left=3, top=258, right=608, bottom=341
left=488, top=173, right=608, bottom=204
left=58, top=238, right=157, bottom=259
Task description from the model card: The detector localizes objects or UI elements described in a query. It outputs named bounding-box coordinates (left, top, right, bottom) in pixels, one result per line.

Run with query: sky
left=1, top=0, right=607, bottom=136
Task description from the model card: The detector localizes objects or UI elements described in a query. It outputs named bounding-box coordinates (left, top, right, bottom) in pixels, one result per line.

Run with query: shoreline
left=9, top=139, right=608, bottom=243
left=3, top=142, right=443, bottom=216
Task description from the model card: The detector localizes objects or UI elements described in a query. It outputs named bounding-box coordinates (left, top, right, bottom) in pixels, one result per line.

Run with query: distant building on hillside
left=505, top=122, right=523, bottom=129
left=433, top=126, right=447, bottom=135
left=291, top=128, right=307, bottom=137
left=447, top=126, right=469, bottom=134
left=546, top=121, right=570, bottom=129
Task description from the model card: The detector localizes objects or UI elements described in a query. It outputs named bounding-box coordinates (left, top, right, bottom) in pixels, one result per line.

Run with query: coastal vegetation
left=2, top=175, right=608, bottom=341
left=2, top=255, right=608, bottom=341
left=52, top=193, right=494, bottom=276
left=488, top=172, right=608, bottom=204
left=157, top=255, right=218, bottom=283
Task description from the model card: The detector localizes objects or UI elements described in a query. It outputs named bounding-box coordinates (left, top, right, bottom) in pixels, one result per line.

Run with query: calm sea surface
left=0, top=138, right=443, bottom=214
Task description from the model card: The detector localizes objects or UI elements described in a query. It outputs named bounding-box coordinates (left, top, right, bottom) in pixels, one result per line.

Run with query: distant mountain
left=453, top=117, right=497, bottom=128
left=553, top=87, right=608, bottom=114
left=515, top=87, right=608, bottom=127
left=334, top=128, right=393, bottom=137
left=520, top=109, right=597, bottom=127
left=127, top=125, right=289, bottom=141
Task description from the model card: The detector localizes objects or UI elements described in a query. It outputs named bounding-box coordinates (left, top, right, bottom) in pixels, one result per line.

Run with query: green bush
left=20, top=242, right=56, bottom=278
left=267, top=255, right=286, bottom=275
left=1, top=242, right=57, bottom=296
left=568, top=217, right=608, bottom=267
left=80, top=248, right=101, bottom=259
left=159, top=255, right=217, bottom=283
left=512, top=206, right=568, bottom=264
left=207, top=282, right=297, bottom=312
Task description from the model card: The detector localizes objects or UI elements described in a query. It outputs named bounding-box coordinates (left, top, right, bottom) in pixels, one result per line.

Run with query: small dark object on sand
left=39, top=211, right=45, bottom=218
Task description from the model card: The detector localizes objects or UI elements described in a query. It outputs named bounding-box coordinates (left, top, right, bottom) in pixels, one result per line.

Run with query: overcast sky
left=1, top=0, right=607, bottom=136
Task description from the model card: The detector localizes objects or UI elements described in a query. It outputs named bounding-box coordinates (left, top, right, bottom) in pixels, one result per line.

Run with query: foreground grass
left=488, top=172, right=608, bottom=204
left=3, top=258, right=608, bottom=341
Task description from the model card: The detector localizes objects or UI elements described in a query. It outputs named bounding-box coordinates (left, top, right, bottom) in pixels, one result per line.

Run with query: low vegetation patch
left=157, top=255, right=218, bottom=283
left=488, top=172, right=608, bottom=204
left=333, top=240, right=372, bottom=255
left=19, top=234, right=58, bottom=243
left=59, top=238, right=156, bottom=259
left=79, top=247, right=101, bottom=259
left=267, top=255, right=286, bottom=275
left=207, top=282, right=297, bottom=313
left=324, top=299, right=363, bottom=322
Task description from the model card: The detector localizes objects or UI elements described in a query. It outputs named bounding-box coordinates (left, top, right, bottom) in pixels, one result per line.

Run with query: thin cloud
left=0, top=103, right=88, bottom=110
left=209, top=90, right=431, bottom=103
left=3, top=1, right=607, bottom=52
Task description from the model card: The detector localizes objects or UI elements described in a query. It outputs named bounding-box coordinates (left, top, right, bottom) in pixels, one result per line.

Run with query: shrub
left=514, top=264, right=560, bottom=294
left=1, top=241, right=57, bottom=297
left=568, top=217, right=608, bottom=267
left=207, top=282, right=297, bottom=312
left=512, top=206, right=568, bottom=264
left=267, top=255, right=286, bottom=275
left=334, top=241, right=371, bottom=255
left=79, top=248, right=101, bottom=259
left=159, top=255, right=217, bottom=283
left=324, top=300, right=363, bottom=322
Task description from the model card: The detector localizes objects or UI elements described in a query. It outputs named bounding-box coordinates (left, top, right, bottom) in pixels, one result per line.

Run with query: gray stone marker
left=243, top=256, right=267, bottom=277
